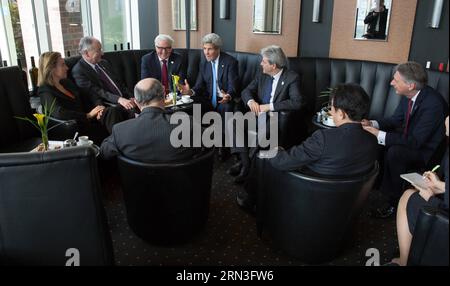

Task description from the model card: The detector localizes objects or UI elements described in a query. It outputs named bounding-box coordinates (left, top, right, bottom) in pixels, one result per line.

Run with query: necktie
left=161, top=59, right=169, bottom=94
left=404, top=99, right=413, bottom=137
left=262, top=77, right=274, bottom=104
left=95, top=65, right=122, bottom=97
left=211, top=60, right=217, bottom=109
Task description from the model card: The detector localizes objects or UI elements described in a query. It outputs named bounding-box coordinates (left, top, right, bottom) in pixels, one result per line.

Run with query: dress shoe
left=236, top=190, right=256, bottom=215
left=218, top=147, right=231, bottom=162
left=370, top=203, right=396, bottom=219
left=227, top=162, right=242, bottom=177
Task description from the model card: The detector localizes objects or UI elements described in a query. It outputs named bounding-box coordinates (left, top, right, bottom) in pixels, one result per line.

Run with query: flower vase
left=172, top=91, right=177, bottom=106
left=41, top=131, right=49, bottom=151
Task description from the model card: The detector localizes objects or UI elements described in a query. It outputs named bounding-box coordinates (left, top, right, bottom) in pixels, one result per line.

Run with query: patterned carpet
left=100, top=155, right=399, bottom=266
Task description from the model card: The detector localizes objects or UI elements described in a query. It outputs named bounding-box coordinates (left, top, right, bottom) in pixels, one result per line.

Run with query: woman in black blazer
left=37, top=51, right=124, bottom=144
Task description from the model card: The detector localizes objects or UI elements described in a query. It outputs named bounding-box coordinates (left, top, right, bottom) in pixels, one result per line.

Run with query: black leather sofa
left=66, top=49, right=449, bottom=132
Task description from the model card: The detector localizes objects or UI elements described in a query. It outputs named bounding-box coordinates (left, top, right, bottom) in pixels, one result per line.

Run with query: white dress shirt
left=372, top=91, right=420, bottom=145
left=247, top=69, right=283, bottom=112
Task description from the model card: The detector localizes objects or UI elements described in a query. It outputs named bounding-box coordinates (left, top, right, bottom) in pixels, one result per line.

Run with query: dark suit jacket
left=364, top=8, right=388, bottom=39
left=38, top=79, right=90, bottom=123
left=140, top=51, right=186, bottom=85
left=192, top=52, right=239, bottom=100
left=100, top=107, right=199, bottom=163
left=72, top=58, right=132, bottom=105
left=269, top=123, right=378, bottom=176
left=378, top=86, right=448, bottom=163
left=241, top=69, right=303, bottom=111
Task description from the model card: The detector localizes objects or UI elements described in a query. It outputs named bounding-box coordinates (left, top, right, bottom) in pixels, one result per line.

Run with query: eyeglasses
left=156, top=46, right=172, bottom=51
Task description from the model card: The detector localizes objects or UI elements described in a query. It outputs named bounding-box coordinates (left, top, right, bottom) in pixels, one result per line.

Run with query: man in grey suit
left=229, top=45, right=303, bottom=184
left=100, top=78, right=200, bottom=162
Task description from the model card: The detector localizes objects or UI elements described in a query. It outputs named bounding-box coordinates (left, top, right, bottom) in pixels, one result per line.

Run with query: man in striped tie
left=72, top=36, right=137, bottom=118
left=362, top=61, right=448, bottom=218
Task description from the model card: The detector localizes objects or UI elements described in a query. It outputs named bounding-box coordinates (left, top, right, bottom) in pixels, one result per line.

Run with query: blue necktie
left=211, top=60, right=217, bottom=109
left=262, top=76, right=274, bottom=104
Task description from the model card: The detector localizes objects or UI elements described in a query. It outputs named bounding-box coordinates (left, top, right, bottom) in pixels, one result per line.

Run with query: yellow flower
left=33, top=113, right=46, bottom=128
left=172, top=75, right=180, bottom=85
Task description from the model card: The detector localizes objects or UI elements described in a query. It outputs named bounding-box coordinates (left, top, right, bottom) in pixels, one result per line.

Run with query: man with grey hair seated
left=72, top=36, right=137, bottom=114
left=230, top=45, right=303, bottom=186
left=180, top=33, right=239, bottom=161
left=100, top=78, right=199, bottom=162
left=141, top=34, right=187, bottom=95
left=362, top=61, right=448, bottom=218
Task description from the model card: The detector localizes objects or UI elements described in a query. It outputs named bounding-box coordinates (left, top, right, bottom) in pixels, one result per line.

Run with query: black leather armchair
left=0, top=67, right=41, bottom=153
left=0, top=67, right=78, bottom=152
left=255, top=158, right=379, bottom=264
left=0, top=147, right=114, bottom=265
left=117, top=149, right=214, bottom=245
left=408, top=206, right=449, bottom=266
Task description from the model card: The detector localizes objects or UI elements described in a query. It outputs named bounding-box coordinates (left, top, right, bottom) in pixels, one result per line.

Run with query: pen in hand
left=423, top=165, right=440, bottom=179
left=431, top=165, right=440, bottom=173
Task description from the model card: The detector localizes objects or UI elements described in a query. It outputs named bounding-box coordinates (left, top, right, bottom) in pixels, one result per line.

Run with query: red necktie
left=161, top=59, right=169, bottom=94
left=404, top=99, right=413, bottom=137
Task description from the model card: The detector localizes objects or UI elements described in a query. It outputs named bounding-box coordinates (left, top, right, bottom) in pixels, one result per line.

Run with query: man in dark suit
left=228, top=45, right=303, bottom=184
left=237, top=84, right=378, bottom=212
left=72, top=36, right=137, bottom=114
left=100, top=78, right=200, bottom=162
left=180, top=33, right=238, bottom=161
left=363, top=0, right=388, bottom=40
left=362, top=61, right=448, bottom=218
left=140, top=34, right=186, bottom=95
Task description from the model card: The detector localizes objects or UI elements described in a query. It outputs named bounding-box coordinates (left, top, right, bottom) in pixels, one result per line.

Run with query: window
left=172, top=0, right=197, bottom=31
left=98, top=0, right=128, bottom=51
left=0, top=0, right=140, bottom=88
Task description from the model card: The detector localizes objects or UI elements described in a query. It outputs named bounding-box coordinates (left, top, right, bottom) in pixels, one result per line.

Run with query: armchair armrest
left=408, top=206, right=449, bottom=266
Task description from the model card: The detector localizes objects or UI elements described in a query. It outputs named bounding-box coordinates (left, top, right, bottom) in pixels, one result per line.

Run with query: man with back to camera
left=236, top=84, right=378, bottom=213
left=362, top=61, right=448, bottom=218
left=100, top=78, right=200, bottom=162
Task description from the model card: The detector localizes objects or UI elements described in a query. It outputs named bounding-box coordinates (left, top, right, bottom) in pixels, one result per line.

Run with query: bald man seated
left=100, top=78, right=201, bottom=163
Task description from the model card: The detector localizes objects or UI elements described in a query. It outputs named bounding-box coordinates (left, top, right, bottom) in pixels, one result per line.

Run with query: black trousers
left=99, top=105, right=128, bottom=134
left=380, top=145, right=425, bottom=205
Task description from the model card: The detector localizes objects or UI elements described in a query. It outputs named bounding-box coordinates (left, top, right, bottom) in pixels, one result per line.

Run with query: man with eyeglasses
left=141, top=34, right=186, bottom=95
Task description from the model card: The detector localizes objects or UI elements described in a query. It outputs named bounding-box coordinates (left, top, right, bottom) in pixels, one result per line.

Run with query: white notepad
left=400, top=172, right=427, bottom=190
